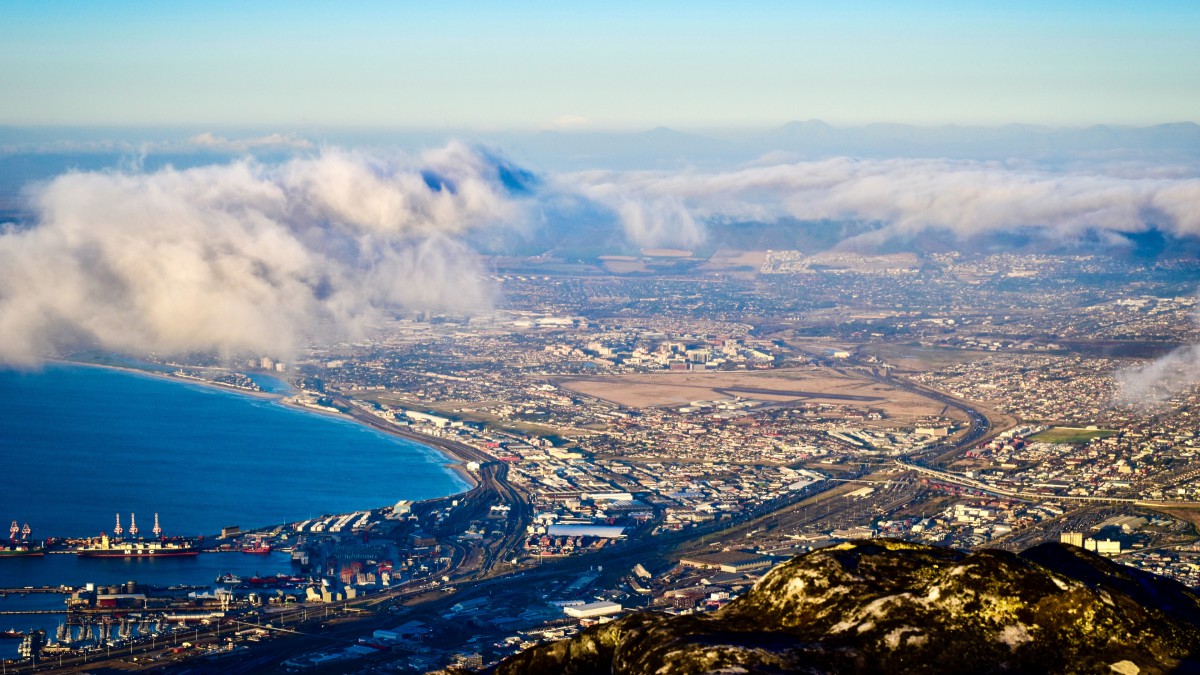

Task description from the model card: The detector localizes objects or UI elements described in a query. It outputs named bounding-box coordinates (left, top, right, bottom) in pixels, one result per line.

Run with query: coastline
left=373, top=426, right=482, bottom=491
left=300, top=394, right=485, bottom=492
left=378, top=426, right=482, bottom=491
left=53, top=357, right=481, bottom=494
left=47, top=357, right=282, bottom=401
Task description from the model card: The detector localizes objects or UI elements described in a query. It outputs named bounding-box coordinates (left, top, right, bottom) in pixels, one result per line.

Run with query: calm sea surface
left=0, top=364, right=467, bottom=566
left=0, top=363, right=468, bottom=539
left=0, top=363, right=469, bottom=656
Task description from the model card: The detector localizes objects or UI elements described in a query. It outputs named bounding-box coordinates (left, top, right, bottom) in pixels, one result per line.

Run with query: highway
left=811, top=356, right=1001, bottom=466
left=853, top=366, right=995, bottom=463
left=327, top=392, right=538, bottom=575
left=897, top=459, right=1200, bottom=509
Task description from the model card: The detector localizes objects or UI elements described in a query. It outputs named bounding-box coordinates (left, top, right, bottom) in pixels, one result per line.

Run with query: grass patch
left=1028, top=427, right=1116, bottom=444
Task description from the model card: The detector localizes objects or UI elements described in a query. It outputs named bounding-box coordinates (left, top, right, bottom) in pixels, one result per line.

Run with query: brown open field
left=861, top=343, right=990, bottom=373
left=555, top=367, right=958, bottom=421
left=601, top=259, right=652, bottom=274
left=640, top=248, right=694, bottom=257
left=698, top=249, right=768, bottom=272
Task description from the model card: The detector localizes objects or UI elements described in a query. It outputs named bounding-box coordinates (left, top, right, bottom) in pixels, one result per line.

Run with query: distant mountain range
left=3, top=122, right=1197, bottom=261
left=3, top=121, right=1199, bottom=172
left=494, top=121, right=1200, bottom=170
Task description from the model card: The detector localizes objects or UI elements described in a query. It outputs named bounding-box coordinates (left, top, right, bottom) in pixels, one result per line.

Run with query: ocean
left=0, top=363, right=469, bottom=540
left=0, top=363, right=470, bottom=657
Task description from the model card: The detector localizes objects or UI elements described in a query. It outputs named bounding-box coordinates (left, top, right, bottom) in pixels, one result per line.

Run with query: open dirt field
left=860, top=343, right=991, bottom=373
left=555, top=368, right=958, bottom=420
left=1028, top=427, right=1117, bottom=444
left=600, top=259, right=652, bottom=274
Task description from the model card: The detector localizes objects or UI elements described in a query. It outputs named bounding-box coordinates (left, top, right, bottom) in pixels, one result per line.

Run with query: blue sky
left=1, top=1, right=1198, bottom=129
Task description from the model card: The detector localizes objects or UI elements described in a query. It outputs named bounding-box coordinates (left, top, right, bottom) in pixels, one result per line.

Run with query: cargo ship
left=1, top=521, right=44, bottom=557
left=0, top=543, right=44, bottom=557
left=77, top=513, right=199, bottom=558
left=77, top=534, right=199, bottom=558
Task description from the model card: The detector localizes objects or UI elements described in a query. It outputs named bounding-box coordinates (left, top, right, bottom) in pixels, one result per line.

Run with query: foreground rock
left=489, top=540, right=1200, bottom=674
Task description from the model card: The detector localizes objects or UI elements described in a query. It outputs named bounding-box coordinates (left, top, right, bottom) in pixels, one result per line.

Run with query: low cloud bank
left=0, top=143, right=523, bottom=365
left=3, top=149, right=1199, bottom=385
left=572, top=158, right=1200, bottom=247
left=581, top=159, right=1200, bottom=402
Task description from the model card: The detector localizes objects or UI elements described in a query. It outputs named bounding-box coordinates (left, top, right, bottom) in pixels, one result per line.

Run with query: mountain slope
left=489, top=540, right=1200, bottom=674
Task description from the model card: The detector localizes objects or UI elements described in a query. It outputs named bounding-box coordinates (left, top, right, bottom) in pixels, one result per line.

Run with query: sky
left=2, top=1, right=1199, bottom=130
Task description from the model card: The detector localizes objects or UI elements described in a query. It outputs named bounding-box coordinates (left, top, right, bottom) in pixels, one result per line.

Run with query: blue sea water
left=0, top=363, right=469, bottom=658
left=0, top=363, right=469, bottom=539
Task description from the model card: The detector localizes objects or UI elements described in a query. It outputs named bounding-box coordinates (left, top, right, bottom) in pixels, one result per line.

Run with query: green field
left=1028, top=427, right=1116, bottom=444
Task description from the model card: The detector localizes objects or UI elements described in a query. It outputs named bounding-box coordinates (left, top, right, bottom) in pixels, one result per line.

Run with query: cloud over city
left=1116, top=342, right=1200, bottom=405
left=0, top=143, right=526, bottom=365
left=3, top=147, right=1199, bottom=380
left=570, top=158, right=1200, bottom=248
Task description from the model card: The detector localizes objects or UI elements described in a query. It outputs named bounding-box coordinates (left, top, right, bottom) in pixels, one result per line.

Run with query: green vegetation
left=1028, top=427, right=1116, bottom=444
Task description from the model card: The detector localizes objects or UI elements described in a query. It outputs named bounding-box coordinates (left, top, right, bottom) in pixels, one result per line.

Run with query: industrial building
left=679, top=551, right=774, bottom=573
left=563, top=601, right=623, bottom=619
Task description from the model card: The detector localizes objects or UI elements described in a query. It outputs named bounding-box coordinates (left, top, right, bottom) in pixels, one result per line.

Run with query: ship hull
left=77, top=549, right=198, bottom=558
left=0, top=549, right=45, bottom=557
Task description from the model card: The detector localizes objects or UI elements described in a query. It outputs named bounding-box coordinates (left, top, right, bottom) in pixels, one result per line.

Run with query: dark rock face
left=490, top=540, right=1200, bottom=674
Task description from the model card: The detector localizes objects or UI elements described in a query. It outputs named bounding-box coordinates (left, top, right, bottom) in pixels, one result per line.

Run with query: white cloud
left=5, top=147, right=1200, bottom=380
left=1116, top=342, right=1200, bottom=405
left=569, top=157, right=1200, bottom=246
left=188, top=131, right=313, bottom=151
left=0, top=144, right=520, bottom=365
left=547, top=114, right=591, bottom=130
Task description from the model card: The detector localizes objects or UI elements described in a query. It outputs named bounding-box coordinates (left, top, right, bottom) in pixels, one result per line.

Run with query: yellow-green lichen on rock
left=489, top=540, right=1200, bottom=675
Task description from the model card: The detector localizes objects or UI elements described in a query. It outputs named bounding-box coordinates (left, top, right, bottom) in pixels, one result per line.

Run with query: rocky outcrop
left=490, top=540, right=1200, bottom=674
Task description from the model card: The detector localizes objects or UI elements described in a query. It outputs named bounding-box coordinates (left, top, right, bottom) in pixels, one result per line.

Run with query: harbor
left=0, top=548, right=298, bottom=662
left=0, top=363, right=475, bottom=666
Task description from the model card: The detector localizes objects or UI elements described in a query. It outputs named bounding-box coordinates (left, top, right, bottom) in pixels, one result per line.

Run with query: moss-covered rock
left=490, top=540, right=1200, bottom=674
